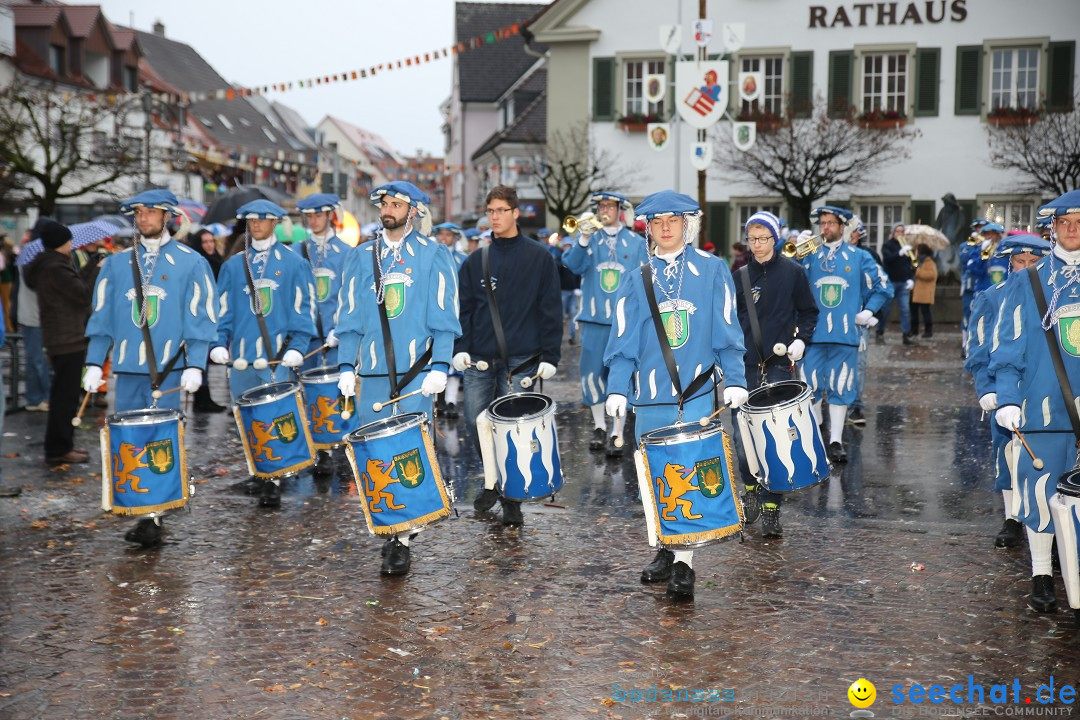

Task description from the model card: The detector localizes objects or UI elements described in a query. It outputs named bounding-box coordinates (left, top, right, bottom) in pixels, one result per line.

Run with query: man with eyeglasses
left=562, top=191, right=649, bottom=458
left=733, top=211, right=818, bottom=538
left=799, top=206, right=892, bottom=463
left=456, top=185, right=562, bottom=528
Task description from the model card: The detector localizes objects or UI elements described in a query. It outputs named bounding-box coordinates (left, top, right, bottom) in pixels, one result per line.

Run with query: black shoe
left=605, top=435, right=624, bottom=458
left=501, top=498, right=523, bottom=527
left=473, top=487, right=500, bottom=514
left=124, top=518, right=162, bottom=547
left=741, top=485, right=762, bottom=525
left=874, top=333, right=885, bottom=345
left=902, top=333, right=916, bottom=345
left=847, top=407, right=866, bottom=426
left=922, top=330, right=933, bottom=338
left=640, top=548, right=675, bottom=583
left=994, top=518, right=1024, bottom=548
left=444, top=402, right=460, bottom=419
left=761, top=504, right=783, bottom=538
left=1030, top=575, right=1057, bottom=613
left=667, top=561, right=695, bottom=599
left=313, top=450, right=334, bottom=477
left=259, top=479, right=281, bottom=508
left=381, top=538, right=411, bottom=575
left=828, top=442, right=847, bottom=463
left=588, top=427, right=606, bottom=452
left=194, top=399, right=227, bottom=413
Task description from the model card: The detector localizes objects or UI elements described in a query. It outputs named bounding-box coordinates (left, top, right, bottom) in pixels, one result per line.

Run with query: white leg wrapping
left=445, top=376, right=460, bottom=404
left=590, top=403, right=607, bottom=431
left=673, top=550, right=694, bottom=568
left=475, top=410, right=498, bottom=491
left=396, top=533, right=410, bottom=547
left=1027, top=526, right=1054, bottom=576
left=829, top=404, right=847, bottom=444
left=635, top=450, right=659, bottom=548
left=1007, top=440, right=1023, bottom=518
left=811, top=400, right=822, bottom=426
left=1002, top=490, right=1016, bottom=521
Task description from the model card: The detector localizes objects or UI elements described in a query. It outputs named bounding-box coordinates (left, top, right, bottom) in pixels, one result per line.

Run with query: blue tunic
left=296, top=233, right=351, bottom=368
left=562, top=226, right=650, bottom=326
left=964, top=280, right=1013, bottom=492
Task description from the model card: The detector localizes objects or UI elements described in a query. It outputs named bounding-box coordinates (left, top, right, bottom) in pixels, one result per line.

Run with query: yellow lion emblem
left=656, top=463, right=703, bottom=522
left=113, top=442, right=149, bottom=494
left=310, top=396, right=341, bottom=435
left=362, top=458, right=404, bottom=512
left=247, top=421, right=281, bottom=462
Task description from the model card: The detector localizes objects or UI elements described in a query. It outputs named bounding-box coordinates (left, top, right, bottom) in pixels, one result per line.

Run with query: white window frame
left=982, top=38, right=1050, bottom=119
left=738, top=55, right=786, bottom=116
left=853, top=44, right=915, bottom=119
left=989, top=47, right=1040, bottom=112
left=731, top=197, right=785, bottom=244
left=853, top=196, right=909, bottom=254
left=615, top=52, right=667, bottom=119
left=976, top=195, right=1041, bottom=232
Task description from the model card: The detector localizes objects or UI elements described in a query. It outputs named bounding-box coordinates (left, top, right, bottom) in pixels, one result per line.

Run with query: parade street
left=1, top=328, right=1077, bottom=720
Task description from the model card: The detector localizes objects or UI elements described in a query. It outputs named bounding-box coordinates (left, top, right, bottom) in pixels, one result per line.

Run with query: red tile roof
left=61, top=5, right=103, bottom=38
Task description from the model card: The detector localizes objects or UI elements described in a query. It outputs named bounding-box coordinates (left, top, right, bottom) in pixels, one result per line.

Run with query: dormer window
left=49, top=45, right=66, bottom=76
left=122, top=66, right=138, bottom=92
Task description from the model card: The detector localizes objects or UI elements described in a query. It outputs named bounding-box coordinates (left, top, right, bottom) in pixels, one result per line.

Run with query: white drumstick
left=151, top=386, right=184, bottom=400
left=471, top=360, right=490, bottom=371
left=372, top=388, right=423, bottom=413
left=613, top=414, right=626, bottom=448
left=340, top=396, right=353, bottom=421
left=699, top=401, right=735, bottom=427
left=231, top=358, right=249, bottom=371
left=773, top=342, right=787, bottom=356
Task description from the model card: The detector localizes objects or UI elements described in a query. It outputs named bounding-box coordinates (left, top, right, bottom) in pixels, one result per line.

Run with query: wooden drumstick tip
left=699, top=417, right=709, bottom=427
left=520, top=377, right=533, bottom=388
left=70, top=416, right=82, bottom=427
left=233, top=358, right=249, bottom=371
left=341, top=410, right=352, bottom=420
left=1034, top=458, right=1045, bottom=470
left=773, top=342, right=788, bottom=356
left=476, top=360, right=489, bottom=371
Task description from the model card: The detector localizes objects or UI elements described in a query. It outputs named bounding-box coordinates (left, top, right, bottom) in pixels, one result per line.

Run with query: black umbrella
left=201, top=185, right=293, bottom=225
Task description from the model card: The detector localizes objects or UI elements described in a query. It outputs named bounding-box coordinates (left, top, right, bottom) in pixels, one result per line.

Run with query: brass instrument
left=781, top=233, right=825, bottom=259
left=562, top=212, right=607, bottom=236
left=904, top=246, right=919, bottom=269
left=980, top=239, right=998, bottom=261
left=966, top=232, right=983, bottom=246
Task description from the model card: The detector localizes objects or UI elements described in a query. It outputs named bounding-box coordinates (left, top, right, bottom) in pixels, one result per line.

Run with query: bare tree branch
left=986, top=102, right=1080, bottom=196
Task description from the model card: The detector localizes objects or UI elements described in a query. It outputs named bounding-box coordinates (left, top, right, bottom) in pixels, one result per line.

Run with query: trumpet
left=980, top=239, right=998, bottom=261
left=562, top=212, right=608, bottom=236
left=966, top=232, right=983, bottom=246
left=781, top=233, right=824, bottom=259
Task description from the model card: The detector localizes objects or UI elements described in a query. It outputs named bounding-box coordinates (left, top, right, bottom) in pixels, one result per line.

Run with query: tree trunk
left=787, top=197, right=814, bottom=230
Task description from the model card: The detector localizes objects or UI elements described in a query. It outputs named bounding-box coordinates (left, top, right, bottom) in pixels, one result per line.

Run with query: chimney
left=152, top=20, right=165, bottom=36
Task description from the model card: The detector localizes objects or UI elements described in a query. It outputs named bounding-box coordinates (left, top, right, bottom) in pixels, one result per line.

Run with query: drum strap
left=481, top=243, right=541, bottom=384
left=737, top=266, right=767, bottom=378
left=373, top=238, right=433, bottom=399
left=641, top=264, right=716, bottom=411
left=130, top=248, right=186, bottom=390
left=242, top=246, right=287, bottom=366
left=1028, top=266, right=1080, bottom=446
left=300, top=242, right=325, bottom=341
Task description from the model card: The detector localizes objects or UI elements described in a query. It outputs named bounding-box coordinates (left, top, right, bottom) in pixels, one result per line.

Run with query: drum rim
left=236, top=380, right=302, bottom=406
left=744, top=379, right=811, bottom=412
left=488, top=392, right=553, bottom=423
left=106, top=407, right=183, bottom=425
left=299, top=365, right=341, bottom=384
left=347, top=411, right=427, bottom=442
left=1058, top=472, right=1080, bottom=498
left=641, top=420, right=724, bottom=446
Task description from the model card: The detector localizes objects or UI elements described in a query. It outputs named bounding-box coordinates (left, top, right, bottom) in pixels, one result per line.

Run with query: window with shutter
left=1047, top=41, right=1076, bottom=112
left=915, top=48, right=940, bottom=116
left=955, top=46, right=982, bottom=115
left=791, top=51, right=813, bottom=118
left=593, top=57, right=615, bottom=121
left=828, top=51, right=853, bottom=118
left=707, top=202, right=729, bottom=256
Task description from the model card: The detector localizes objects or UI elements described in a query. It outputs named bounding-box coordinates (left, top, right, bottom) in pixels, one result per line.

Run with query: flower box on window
left=736, top=110, right=785, bottom=133
left=617, top=113, right=662, bottom=132
left=856, top=110, right=906, bottom=129
left=988, top=107, right=1039, bottom=126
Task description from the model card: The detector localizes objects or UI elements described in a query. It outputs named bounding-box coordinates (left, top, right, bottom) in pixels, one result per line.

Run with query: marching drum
left=101, top=408, right=189, bottom=515
left=299, top=366, right=360, bottom=450
left=345, top=412, right=453, bottom=537
left=737, top=380, right=830, bottom=493
left=1050, top=471, right=1080, bottom=611
left=477, top=393, right=564, bottom=502
left=234, top=381, right=316, bottom=479
left=639, top=420, right=743, bottom=548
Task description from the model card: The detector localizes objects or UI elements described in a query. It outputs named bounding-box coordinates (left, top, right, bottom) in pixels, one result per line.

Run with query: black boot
left=444, top=402, right=460, bottom=419
left=741, top=485, right=761, bottom=525
left=313, top=450, right=334, bottom=477
left=828, top=441, right=847, bottom=463
left=473, top=487, right=500, bottom=514
left=902, top=333, right=916, bottom=345
left=1030, top=575, right=1057, bottom=613
left=588, top=427, right=606, bottom=452
left=259, top=479, right=281, bottom=508
left=640, top=548, right=674, bottom=583
left=381, top=538, right=411, bottom=575
left=994, top=518, right=1024, bottom=548
left=124, top=518, right=162, bottom=547
left=605, top=435, right=624, bottom=458
left=761, top=504, right=783, bottom=538
left=667, top=561, right=695, bottom=599
left=501, top=498, right=523, bottom=527
left=193, top=383, right=226, bottom=413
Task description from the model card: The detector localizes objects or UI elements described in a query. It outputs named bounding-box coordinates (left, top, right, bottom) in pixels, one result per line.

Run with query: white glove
left=606, top=394, right=627, bottom=417
left=866, top=315, right=879, bottom=328
left=904, top=279, right=914, bottom=291
left=979, top=393, right=998, bottom=412
left=724, top=386, right=749, bottom=409
left=573, top=288, right=582, bottom=296
left=209, top=346, right=230, bottom=364
left=577, top=233, right=590, bottom=247
left=82, top=365, right=103, bottom=393
left=180, top=368, right=202, bottom=393
left=281, top=349, right=304, bottom=368
left=452, top=352, right=471, bottom=372
left=787, top=339, right=806, bottom=363
left=337, top=370, right=356, bottom=397
left=899, top=244, right=912, bottom=255
left=854, top=309, right=875, bottom=326
left=995, top=405, right=1022, bottom=430
left=420, top=370, right=448, bottom=397
left=325, top=329, right=339, bottom=348
left=537, top=362, right=557, bottom=380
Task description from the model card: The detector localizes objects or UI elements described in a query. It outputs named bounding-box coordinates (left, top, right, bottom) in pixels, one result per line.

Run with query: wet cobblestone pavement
left=2, top=327, right=1079, bottom=719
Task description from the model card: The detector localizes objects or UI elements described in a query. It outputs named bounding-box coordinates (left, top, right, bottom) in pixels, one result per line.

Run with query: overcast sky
left=96, top=0, right=546, bottom=156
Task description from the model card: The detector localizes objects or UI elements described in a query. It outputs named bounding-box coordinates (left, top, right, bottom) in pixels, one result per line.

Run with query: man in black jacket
left=879, top=224, right=916, bottom=344
left=24, top=221, right=94, bottom=465
left=733, top=211, right=819, bottom=538
left=453, top=185, right=562, bottom=527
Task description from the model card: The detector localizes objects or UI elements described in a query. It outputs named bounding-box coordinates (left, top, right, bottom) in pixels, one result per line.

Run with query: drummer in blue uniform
left=563, top=191, right=649, bottom=457
left=432, top=222, right=467, bottom=419
left=799, top=206, right=892, bottom=463
left=603, top=190, right=748, bottom=600
left=335, top=181, right=461, bottom=576
left=83, top=189, right=218, bottom=547
left=965, top=233, right=1051, bottom=550
left=733, top=211, right=819, bottom=539
left=210, top=199, right=318, bottom=507
left=959, top=216, right=990, bottom=351
left=990, top=190, right=1080, bottom=614
left=295, top=193, right=352, bottom=477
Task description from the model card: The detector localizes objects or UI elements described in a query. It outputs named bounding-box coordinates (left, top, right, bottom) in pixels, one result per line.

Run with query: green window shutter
left=828, top=50, right=853, bottom=118
left=911, top=200, right=936, bottom=225
left=1047, top=41, right=1076, bottom=112
left=707, top=202, right=729, bottom=256
left=592, top=57, right=615, bottom=121
left=790, top=51, right=813, bottom=118
left=955, top=46, right=982, bottom=116
left=914, top=48, right=940, bottom=116
left=824, top=199, right=851, bottom=211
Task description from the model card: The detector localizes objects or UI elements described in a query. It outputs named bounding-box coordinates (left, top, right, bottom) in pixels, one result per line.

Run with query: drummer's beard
left=381, top=214, right=406, bottom=230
